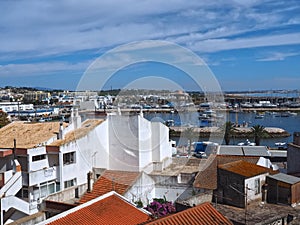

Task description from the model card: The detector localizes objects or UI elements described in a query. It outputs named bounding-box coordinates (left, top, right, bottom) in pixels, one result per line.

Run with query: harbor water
left=144, top=111, right=300, bottom=147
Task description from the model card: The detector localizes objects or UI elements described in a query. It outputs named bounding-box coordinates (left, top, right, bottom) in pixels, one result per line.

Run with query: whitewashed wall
left=108, top=115, right=139, bottom=171
left=245, top=173, right=267, bottom=203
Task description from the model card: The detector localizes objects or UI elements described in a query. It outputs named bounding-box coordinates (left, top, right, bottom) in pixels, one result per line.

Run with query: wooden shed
left=267, top=173, right=300, bottom=205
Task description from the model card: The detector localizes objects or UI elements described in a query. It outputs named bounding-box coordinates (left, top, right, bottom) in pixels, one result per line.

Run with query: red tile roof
left=46, top=192, right=150, bottom=225
left=144, top=202, right=233, bottom=225
left=218, top=160, right=270, bottom=178
left=79, top=170, right=140, bottom=204
left=194, top=155, right=260, bottom=189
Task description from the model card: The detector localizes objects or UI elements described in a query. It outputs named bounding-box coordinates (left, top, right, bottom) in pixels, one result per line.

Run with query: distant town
left=0, top=86, right=300, bottom=224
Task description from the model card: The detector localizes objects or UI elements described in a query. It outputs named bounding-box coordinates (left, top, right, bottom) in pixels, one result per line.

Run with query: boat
left=275, top=142, right=287, bottom=150
left=237, top=139, right=255, bottom=146
left=255, top=113, right=264, bottom=119
left=240, top=102, right=253, bottom=108
left=164, top=119, right=174, bottom=127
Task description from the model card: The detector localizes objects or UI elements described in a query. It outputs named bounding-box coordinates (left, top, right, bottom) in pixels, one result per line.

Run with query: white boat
left=237, top=139, right=255, bottom=146
left=275, top=142, right=287, bottom=150
left=240, top=102, right=253, bottom=108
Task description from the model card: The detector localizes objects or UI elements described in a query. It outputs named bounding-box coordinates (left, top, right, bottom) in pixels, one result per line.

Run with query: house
left=267, top=173, right=300, bottom=206
left=144, top=202, right=233, bottom=225
left=216, top=160, right=273, bottom=208
left=0, top=120, right=72, bottom=224
left=0, top=110, right=174, bottom=224
left=287, top=132, right=300, bottom=175
left=194, top=155, right=262, bottom=190
left=39, top=191, right=151, bottom=225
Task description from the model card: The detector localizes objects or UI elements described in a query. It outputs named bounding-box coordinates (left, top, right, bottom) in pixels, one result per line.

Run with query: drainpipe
left=13, top=139, right=16, bottom=159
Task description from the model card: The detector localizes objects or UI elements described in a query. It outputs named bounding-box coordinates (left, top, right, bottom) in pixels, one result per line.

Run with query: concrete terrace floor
left=150, top=157, right=207, bottom=176
left=215, top=201, right=300, bottom=225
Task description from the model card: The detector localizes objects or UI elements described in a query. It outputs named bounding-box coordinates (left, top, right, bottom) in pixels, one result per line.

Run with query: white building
left=0, top=110, right=173, bottom=224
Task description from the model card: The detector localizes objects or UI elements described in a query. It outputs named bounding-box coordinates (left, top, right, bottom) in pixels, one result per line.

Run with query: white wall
left=138, top=116, right=152, bottom=170
left=28, top=147, right=49, bottom=172
left=245, top=173, right=267, bottom=203
left=124, top=172, right=155, bottom=206
left=108, top=115, right=139, bottom=171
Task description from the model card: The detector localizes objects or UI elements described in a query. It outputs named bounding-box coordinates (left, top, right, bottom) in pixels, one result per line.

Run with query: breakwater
left=169, top=126, right=290, bottom=138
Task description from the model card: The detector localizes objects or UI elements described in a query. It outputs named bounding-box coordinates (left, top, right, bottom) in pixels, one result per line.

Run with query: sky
left=0, top=0, right=300, bottom=92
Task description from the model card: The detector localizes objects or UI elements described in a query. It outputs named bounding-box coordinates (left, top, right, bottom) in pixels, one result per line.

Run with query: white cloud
left=0, top=0, right=299, bottom=59
left=0, top=61, right=90, bottom=77
left=257, top=52, right=300, bottom=61
left=189, top=33, right=300, bottom=53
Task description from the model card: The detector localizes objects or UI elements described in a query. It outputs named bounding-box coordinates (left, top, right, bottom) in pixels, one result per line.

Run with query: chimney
left=293, top=132, right=300, bottom=146
left=70, top=108, right=74, bottom=124
left=87, top=171, right=93, bottom=193
left=58, top=121, right=64, bottom=139
left=74, top=108, right=81, bottom=129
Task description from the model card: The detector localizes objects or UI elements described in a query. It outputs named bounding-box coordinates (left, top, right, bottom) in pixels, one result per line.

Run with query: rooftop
left=144, top=202, right=233, bottom=225
left=217, top=146, right=270, bottom=157
left=218, top=160, right=271, bottom=178
left=216, top=201, right=300, bottom=225
left=194, top=155, right=260, bottom=189
left=48, top=119, right=103, bottom=147
left=0, top=121, right=67, bottom=149
left=79, top=170, right=140, bottom=204
left=43, top=191, right=150, bottom=225
left=151, top=158, right=205, bottom=176
left=268, top=173, right=300, bottom=185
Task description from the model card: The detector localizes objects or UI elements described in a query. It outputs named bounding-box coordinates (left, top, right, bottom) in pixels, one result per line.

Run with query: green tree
left=0, top=110, right=10, bottom=128
left=182, top=127, right=195, bottom=155
left=251, top=125, right=268, bottom=146
left=220, top=121, right=237, bottom=145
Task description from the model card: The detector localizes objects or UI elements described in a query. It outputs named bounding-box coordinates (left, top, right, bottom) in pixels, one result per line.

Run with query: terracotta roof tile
left=144, top=202, right=233, bottom=225
left=0, top=121, right=67, bottom=149
left=194, top=155, right=260, bottom=189
left=218, top=160, right=270, bottom=177
left=46, top=192, right=150, bottom=225
left=79, top=170, right=140, bottom=204
left=49, top=119, right=103, bottom=147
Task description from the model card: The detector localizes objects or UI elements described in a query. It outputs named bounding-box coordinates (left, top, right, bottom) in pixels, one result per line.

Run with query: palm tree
left=0, top=110, right=10, bottom=128
left=182, top=127, right=195, bottom=156
left=220, top=121, right=236, bottom=145
left=251, top=125, right=268, bottom=146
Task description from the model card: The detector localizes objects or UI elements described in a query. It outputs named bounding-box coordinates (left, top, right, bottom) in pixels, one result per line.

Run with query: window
left=64, top=178, right=77, bottom=188
left=32, top=154, right=46, bottom=162
left=63, top=152, right=76, bottom=165
left=254, top=178, right=261, bottom=194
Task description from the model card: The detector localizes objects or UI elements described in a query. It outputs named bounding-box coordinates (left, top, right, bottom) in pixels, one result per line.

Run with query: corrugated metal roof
left=217, top=146, right=244, bottom=156
left=269, top=150, right=287, bottom=157
left=242, top=146, right=270, bottom=157
left=218, top=160, right=270, bottom=178
left=217, top=146, right=270, bottom=157
left=144, top=202, right=233, bottom=225
left=268, top=173, right=300, bottom=185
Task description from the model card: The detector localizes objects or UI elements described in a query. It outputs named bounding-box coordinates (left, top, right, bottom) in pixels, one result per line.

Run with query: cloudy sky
left=0, top=0, right=299, bottom=91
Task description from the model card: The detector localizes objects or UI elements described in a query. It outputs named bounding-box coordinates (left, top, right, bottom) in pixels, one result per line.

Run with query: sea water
left=144, top=111, right=300, bottom=147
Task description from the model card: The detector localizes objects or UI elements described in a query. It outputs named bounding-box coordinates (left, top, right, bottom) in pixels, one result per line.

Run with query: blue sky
left=0, top=0, right=300, bottom=91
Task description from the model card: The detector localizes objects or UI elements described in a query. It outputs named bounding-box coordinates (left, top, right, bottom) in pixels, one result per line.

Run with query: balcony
left=23, top=166, right=59, bottom=186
